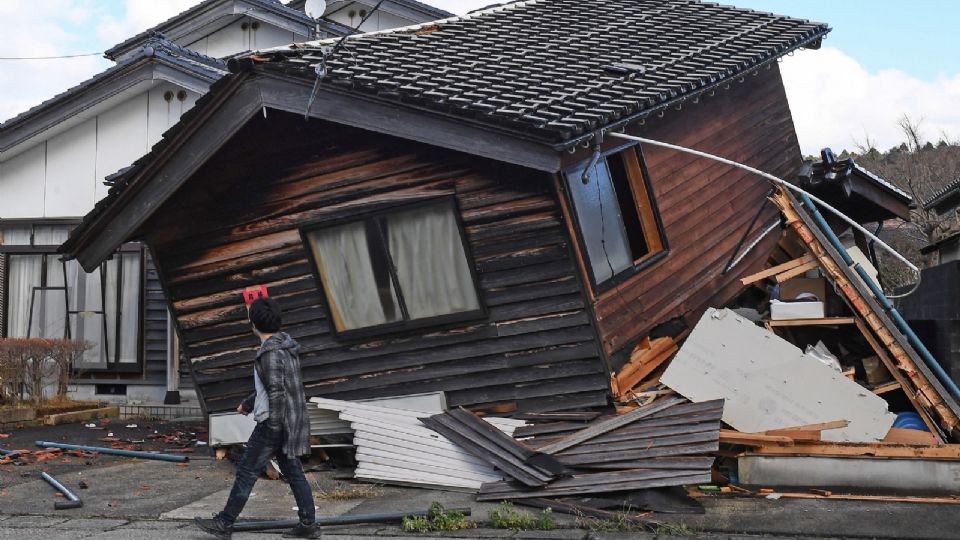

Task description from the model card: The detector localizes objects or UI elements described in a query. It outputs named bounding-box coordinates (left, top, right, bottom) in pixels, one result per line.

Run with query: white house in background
left=0, top=0, right=449, bottom=407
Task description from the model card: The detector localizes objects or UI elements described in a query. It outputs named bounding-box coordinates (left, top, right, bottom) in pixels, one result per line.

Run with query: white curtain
left=387, top=202, right=479, bottom=320
left=33, top=226, right=70, bottom=246
left=104, top=254, right=141, bottom=364
left=119, top=254, right=140, bottom=363
left=7, top=255, right=42, bottom=337
left=308, top=222, right=399, bottom=331
left=1, top=227, right=32, bottom=246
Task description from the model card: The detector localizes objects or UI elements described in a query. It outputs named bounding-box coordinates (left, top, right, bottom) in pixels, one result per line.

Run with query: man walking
left=195, top=298, right=319, bottom=539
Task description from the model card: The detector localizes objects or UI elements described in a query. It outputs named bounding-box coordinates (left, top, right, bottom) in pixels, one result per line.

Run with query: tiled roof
left=250, top=0, right=829, bottom=144
left=0, top=37, right=227, bottom=150
left=924, top=176, right=960, bottom=211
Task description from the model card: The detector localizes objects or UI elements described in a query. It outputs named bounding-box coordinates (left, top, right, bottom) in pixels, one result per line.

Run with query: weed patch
left=401, top=502, right=472, bottom=533
left=489, top=501, right=556, bottom=531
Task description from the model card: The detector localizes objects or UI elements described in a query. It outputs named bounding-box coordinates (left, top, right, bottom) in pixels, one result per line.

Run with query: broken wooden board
left=614, top=337, right=678, bottom=399
left=661, top=308, right=896, bottom=442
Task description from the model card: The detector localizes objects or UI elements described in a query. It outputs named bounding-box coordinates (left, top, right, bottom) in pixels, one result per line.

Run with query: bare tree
left=853, top=116, right=960, bottom=289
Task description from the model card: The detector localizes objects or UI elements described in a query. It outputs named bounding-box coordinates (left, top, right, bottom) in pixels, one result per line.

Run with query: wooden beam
left=872, top=381, right=902, bottom=395
left=774, top=259, right=821, bottom=283
left=764, top=420, right=849, bottom=433
left=753, top=443, right=960, bottom=459
left=259, top=73, right=561, bottom=173
left=720, top=430, right=794, bottom=446
left=740, top=253, right=815, bottom=285
left=766, top=317, right=856, bottom=327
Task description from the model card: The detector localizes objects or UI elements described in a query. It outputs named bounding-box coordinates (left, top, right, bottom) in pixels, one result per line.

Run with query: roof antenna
left=303, top=0, right=387, bottom=119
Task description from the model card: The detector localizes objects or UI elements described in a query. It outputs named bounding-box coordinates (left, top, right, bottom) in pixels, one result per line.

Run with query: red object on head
left=242, top=285, right=269, bottom=306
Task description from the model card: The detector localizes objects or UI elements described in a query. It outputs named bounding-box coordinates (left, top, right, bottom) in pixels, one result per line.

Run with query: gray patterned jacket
left=241, top=332, right=311, bottom=456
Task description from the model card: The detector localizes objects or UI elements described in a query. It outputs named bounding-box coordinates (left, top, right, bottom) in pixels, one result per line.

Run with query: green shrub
left=401, top=502, right=472, bottom=533
left=489, top=501, right=555, bottom=531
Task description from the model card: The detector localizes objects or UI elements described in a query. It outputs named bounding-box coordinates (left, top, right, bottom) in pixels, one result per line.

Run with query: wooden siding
left=590, top=65, right=802, bottom=360
left=143, top=115, right=610, bottom=414
left=143, top=253, right=169, bottom=384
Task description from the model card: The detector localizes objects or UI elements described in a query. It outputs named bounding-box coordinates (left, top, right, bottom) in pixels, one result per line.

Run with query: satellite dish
left=304, top=0, right=328, bottom=19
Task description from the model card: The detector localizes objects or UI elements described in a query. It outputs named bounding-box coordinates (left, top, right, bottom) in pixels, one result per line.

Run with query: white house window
left=1, top=223, right=142, bottom=371
left=303, top=199, right=482, bottom=337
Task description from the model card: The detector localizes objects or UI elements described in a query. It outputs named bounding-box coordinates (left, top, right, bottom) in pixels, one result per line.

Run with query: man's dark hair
left=249, top=298, right=282, bottom=333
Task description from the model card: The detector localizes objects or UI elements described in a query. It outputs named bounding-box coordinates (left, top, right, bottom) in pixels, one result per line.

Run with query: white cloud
left=780, top=47, right=960, bottom=155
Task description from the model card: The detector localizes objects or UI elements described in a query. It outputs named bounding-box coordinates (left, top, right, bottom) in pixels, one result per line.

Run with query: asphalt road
left=0, top=515, right=862, bottom=539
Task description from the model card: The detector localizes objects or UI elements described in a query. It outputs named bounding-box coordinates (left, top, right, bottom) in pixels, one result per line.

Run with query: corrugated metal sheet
left=311, top=397, right=524, bottom=490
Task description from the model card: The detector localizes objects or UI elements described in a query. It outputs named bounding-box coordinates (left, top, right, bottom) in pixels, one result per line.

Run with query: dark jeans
left=220, top=421, right=315, bottom=526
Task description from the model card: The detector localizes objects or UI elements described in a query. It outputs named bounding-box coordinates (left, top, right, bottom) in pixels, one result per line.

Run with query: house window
left=1, top=222, right=142, bottom=372
left=565, top=145, right=665, bottom=287
left=303, top=199, right=482, bottom=337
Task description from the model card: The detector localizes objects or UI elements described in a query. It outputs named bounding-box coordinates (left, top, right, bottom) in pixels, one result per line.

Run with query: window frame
left=561, top=142, right=669, bottom=293
left=299, top=196, right=487, bottom=342
left=0, top=219, right=145, bottom=374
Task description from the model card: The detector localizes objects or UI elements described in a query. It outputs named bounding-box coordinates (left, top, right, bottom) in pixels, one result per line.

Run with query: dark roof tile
left=257, top=0, right=827, bottom=143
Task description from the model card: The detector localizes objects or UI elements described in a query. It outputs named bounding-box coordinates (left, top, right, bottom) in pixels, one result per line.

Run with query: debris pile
left=310, top=397, right=525, bottom=490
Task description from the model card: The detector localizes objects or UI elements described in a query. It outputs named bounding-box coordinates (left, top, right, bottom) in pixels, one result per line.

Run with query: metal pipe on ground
left=34, top=441, right=188, bottom=463
left=40, top=472, right=83, bottom=510
left=231, top=507, right=473, bottom=532
left=0, top=447, right=21, bottom=459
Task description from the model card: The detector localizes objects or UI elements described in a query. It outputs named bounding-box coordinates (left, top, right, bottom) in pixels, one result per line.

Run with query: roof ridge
left=104, top=0, right=316, bottom=60
left=266, top=0, right=538, bottom=52
left=924, top=175, right=960, bottom=209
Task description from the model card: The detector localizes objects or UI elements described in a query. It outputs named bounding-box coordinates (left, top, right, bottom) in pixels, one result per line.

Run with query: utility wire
left=0, top=52, right=103, bottom=60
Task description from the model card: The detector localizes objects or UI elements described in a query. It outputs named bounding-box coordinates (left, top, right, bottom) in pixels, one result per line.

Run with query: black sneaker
left=282, top=521, right=322, bottom=538
left=194, top=514, right=233, bottom=539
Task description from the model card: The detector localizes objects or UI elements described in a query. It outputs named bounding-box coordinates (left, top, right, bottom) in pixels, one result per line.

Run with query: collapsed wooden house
left=59, top=0, right=830, bottom=415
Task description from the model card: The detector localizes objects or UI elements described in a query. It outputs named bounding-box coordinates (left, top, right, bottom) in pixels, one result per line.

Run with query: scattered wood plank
left=720, top=430, right=794, bottom=447
left=774, top=260, right=821, bottom=283
left=740, top=254, right=815, bottom=285
left=764, top=420, right=849, bottom=434
left=615, top=339, right=679, bottom=399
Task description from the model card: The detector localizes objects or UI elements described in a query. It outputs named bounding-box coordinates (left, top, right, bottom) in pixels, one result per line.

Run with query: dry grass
left=314, top=482, right=384, bottom=501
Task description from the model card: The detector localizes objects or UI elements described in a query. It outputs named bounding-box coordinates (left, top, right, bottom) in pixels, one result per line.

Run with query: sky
left=0, top=0, right=957, bottom=155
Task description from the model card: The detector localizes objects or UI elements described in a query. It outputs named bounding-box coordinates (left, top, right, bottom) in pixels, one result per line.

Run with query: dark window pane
left=608, top=151, right=649, bottom=259
left=566, top=159, right=633, bottom=283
